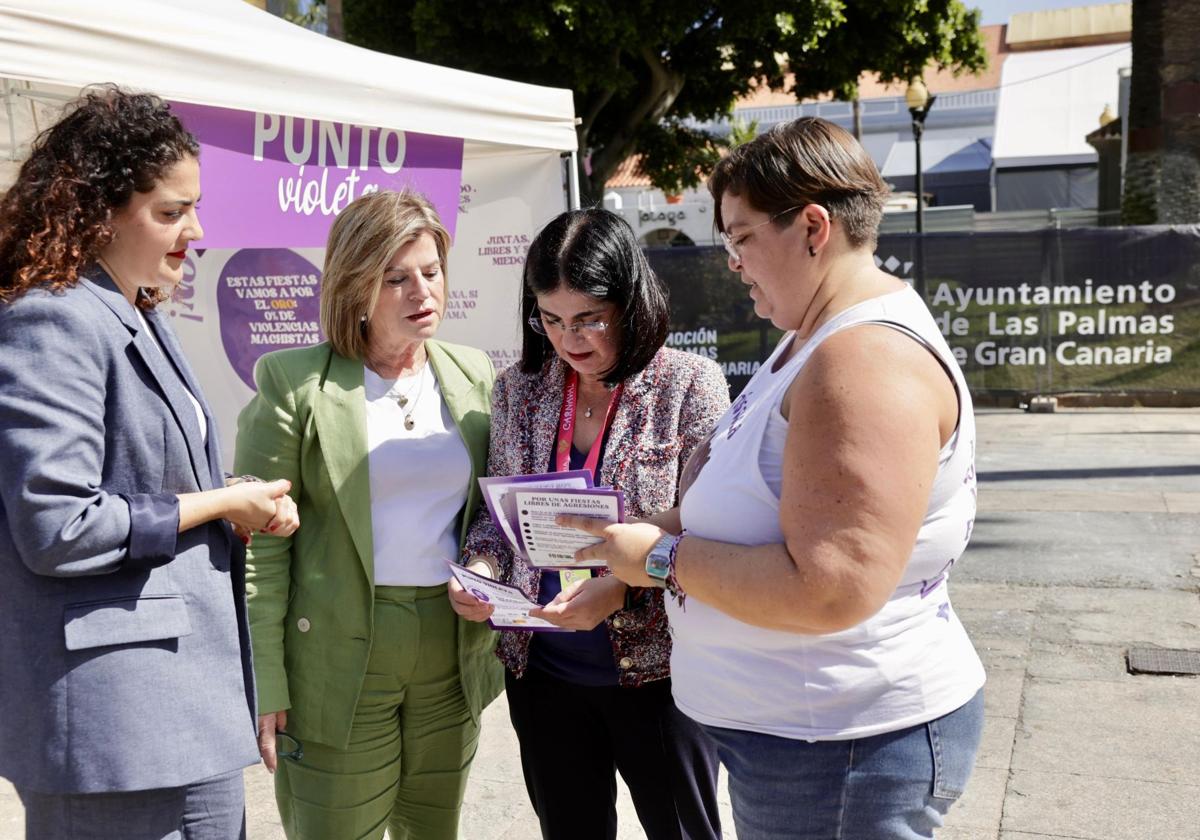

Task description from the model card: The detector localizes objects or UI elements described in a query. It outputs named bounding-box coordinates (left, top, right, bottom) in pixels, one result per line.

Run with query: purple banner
left=171, top=102, right=464, bottom=249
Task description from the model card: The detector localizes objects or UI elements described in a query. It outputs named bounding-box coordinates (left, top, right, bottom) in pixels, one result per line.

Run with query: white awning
left=0, top=0, right=577, bottom=153
left=992, top=43, right=1130, bottom=169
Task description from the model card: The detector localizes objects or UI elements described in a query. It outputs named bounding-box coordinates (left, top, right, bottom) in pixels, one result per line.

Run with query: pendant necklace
left=580, top=382, right=616, bottom=420
left=392, top=366, right=427, bottom=430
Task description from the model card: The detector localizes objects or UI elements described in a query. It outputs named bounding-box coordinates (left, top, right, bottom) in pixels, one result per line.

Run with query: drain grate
left=1126, top=648, right=1200, bottom=676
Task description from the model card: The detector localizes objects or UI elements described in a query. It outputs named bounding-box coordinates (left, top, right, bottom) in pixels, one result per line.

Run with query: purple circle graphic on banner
left=217, top=249, right=323, bottom=389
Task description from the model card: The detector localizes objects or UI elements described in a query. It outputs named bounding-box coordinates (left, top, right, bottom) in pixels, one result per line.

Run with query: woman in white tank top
left=560, top=117, right=985, bottom=840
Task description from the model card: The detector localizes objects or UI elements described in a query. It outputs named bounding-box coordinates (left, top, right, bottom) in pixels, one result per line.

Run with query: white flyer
left=478, top=470, right=593, bottom=554
left=445, top=561, right=570, bottom=632
left=512, top=488, right=625, bottom=568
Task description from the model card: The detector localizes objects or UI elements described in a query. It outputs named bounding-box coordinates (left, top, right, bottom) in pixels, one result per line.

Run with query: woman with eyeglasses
left=450, top=208, right=728, bottom=840
left=559, top=117, right=986, bottom=840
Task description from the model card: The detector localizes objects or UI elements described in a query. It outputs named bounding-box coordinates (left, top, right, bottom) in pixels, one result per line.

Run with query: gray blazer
left=0, top=268, right=259, bottom=794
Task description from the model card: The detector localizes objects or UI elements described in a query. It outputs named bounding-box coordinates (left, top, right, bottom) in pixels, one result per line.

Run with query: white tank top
left=670, top=286, right=985, bottom=741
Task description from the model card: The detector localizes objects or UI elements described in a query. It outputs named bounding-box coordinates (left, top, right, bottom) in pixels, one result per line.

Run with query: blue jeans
left=701, top=689, right=984, bottom=840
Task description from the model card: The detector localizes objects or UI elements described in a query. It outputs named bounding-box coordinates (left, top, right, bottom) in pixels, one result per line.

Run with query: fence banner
left=649, top=226, right=1200, bottom=398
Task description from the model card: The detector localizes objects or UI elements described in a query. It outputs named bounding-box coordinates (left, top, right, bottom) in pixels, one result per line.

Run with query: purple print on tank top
left=920, top=559, right=955, bottom=597
left=726, top=390, right=752, bottom=439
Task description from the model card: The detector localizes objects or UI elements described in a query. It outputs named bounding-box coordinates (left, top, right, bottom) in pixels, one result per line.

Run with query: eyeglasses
left=719, top=205, right=805, bottom=264
left=275, top=731, right=304, bottom=762
left=528, top=313, right=610, bottom=337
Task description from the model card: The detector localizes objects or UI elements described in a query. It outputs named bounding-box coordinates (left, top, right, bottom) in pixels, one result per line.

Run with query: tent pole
left=3, top=78, right=18, bottom=161
left=567, top=150, right=581, bottom=210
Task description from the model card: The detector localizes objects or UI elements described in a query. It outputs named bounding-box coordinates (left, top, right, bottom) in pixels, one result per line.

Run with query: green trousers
left=275, top=585, right=480, bottom=840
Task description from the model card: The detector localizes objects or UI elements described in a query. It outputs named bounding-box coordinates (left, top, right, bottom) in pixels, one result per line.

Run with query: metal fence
left=647, top=225, right=1200, bottom=400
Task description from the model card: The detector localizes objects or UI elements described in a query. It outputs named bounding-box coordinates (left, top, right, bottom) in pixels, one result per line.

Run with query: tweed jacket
left=234, top=339, right=504, bottom=750
left=464, top=348, right=729, bottom=687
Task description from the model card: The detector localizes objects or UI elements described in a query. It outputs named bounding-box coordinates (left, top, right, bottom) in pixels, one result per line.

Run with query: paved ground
left=3, top=408, right=1199, bottom=839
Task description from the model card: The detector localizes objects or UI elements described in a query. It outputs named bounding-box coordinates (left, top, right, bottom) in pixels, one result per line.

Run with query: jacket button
left=618, top=657, right=633, bottom=670
left=297, top=618, right=311, bottom=632
left=612, top=617, right=625, bottom=629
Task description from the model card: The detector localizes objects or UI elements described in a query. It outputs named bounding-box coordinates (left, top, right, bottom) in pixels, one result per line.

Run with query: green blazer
left=234, top=339, right=503, bottom=749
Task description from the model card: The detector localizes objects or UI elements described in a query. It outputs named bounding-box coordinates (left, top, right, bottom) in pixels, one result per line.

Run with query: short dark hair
left=709, top=117, right=890, bottom=248
left=520, top=209, right=669, bottom=384
left=0, top=85, right=200, bottom=306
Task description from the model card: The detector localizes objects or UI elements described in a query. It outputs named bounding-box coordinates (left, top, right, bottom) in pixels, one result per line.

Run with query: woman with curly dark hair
left=0, top=87, right=299, bottom=839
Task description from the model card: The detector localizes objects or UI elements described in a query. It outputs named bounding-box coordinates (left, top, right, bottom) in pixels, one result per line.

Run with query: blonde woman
left=234, top=190, right=502, bottom=840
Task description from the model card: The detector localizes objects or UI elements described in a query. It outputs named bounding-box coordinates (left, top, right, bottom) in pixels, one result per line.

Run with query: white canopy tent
left=0, top=0, right=577, bottom=162
left=0, top=0, right=578, bottom=460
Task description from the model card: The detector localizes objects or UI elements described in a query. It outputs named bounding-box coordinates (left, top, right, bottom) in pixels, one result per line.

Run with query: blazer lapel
left=427, top=341, right=490, bottom=545
left=528, top=359, right=565, bottom=475
left=144, top=307, right=224, bottom=491
left=143, top=307, right=235, bottom=560
left=80, top=273, right=209, bottom=492
left=599, top=363, right=649, bottom=486
left=312, top=350, right=375, bottom=583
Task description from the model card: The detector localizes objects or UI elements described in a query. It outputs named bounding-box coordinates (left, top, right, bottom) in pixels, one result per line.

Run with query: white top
left=363, top=362, right=472, bottom=586
left=671, top=286, right=985, bottom=741
left=136, top=309, right=207, bottom=445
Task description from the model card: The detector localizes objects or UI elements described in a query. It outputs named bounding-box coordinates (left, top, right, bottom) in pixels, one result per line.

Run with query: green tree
left=728, top=117, right=760, bottom=148
left=256, top=0, right=330, bottom=32
left=344, top=1, right=986, bottom=199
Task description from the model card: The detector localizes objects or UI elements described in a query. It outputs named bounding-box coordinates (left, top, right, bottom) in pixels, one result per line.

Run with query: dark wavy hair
left=0, top=86, right=199, bottom=306
left=520, top=209, right=670, bottom=385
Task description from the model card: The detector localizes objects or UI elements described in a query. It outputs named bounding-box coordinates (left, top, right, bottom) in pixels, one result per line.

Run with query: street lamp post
left=905, top=79, right=937, bottom=300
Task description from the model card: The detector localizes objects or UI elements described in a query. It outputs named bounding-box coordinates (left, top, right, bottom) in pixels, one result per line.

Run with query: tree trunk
left=586, top=46, right=684, bottom=199
left=326, top=0, right=344, bottom=40
left=1158, top=0, right=1200, bottom=223
left=1122, top=0, right=1162, bottom=224
left=1123, top=0, right=1200, bottom=224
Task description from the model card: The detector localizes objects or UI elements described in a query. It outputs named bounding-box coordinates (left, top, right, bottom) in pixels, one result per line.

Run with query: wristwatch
left=644, top=533, right=675, bottom=588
